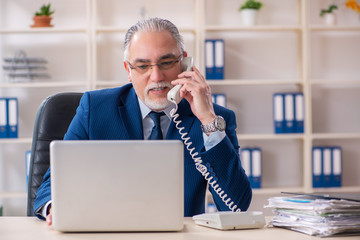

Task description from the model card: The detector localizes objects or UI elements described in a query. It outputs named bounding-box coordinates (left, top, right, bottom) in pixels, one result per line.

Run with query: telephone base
left=192, top=211, right=265, bottom=230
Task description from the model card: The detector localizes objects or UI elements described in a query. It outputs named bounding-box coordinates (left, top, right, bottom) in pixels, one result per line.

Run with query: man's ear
left=123, top=61, right=132, bottom=82
left=183, top=51, right=188, bottom=58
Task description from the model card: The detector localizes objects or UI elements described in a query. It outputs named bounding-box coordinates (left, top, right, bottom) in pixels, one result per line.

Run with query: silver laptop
left=50, top=140, right=184, bottom=232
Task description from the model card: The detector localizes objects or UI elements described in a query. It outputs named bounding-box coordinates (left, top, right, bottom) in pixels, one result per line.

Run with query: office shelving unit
left=0, top=0, right=359, bottom=215
left=202, top=0, right=360, bottom=197
left=0, top=0, right=91, bottom=215
left=201, top=0, right=306, bottom=197
left=307, top=1, right=360, bottom=197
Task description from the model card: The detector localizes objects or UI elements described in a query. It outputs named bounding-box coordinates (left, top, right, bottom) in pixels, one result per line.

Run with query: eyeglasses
left=127, top=54, right=183, bottom=74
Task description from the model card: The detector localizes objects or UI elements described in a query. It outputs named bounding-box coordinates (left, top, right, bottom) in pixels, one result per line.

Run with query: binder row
left=312, top=146, right=342, bottom=188
left=205, top=39, right=224, bottom=80
left=212, top=93, right=227, bottom=107
left=0, top=97, right=18, bottom=138
left=240, top=147, right=262, bottom=189
left=273, top=92, right=304, bottom=134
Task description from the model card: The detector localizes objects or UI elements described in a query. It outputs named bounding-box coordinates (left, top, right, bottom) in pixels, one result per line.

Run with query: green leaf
left=35, top=3, right=54, bottom=16
left=239, top=0, right=263, bottom=11
left=320, top=4, right=338, bottom=17
left=329, top=5, right=338, bottom=12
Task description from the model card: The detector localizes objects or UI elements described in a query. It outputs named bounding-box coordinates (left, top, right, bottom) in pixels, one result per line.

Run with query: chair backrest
left=27, top=92, right=83, bottom=216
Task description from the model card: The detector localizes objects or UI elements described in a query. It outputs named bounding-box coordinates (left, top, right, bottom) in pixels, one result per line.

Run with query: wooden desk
left=0, top=217, right=359, bottom=240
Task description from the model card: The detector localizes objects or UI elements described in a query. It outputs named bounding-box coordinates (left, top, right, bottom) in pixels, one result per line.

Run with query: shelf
left=309, top=25, right=360, bottom=31
left=207, top=79, right=303, bottom=86
left=96, top=26, right=195, bottom=33
left=0, top=81, right=87, bottom=88
left=95, top=27, right=128, bottom=33
left=205, top=25, right=302, bottom=32
left=237, top=134, right=304, bottom=140
left=0, top=27, right=87, bottom=34
left=0, top=138, right=32, bottom=144
left=237, top=133, right=360, bottom=141
left=311, top=79, right=360, bottom=85
left=253, top=186, right=360, bottom=195
left=0, top=192, right=27, bottom=199
left=252, top=187, right=304, bottom=195
left=310, top=186, right=360, bottom=193
left=312, top=133, right=360, bottom=140
left=94, top=80, right=129, bottom=88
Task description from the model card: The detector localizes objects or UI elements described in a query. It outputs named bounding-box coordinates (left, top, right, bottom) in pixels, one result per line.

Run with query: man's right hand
left=46, top=206, right=53, bottom=226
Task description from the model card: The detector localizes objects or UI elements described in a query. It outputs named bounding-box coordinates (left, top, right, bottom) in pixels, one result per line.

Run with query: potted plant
left=320, top=4, right=338, bottom=26
left=31, top=3, right=55, bottom=28
left=239, top=0, right=263, bottom=26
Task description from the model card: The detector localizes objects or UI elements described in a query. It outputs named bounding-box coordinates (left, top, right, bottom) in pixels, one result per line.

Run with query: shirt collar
left=137, top=97, right=175, bottom=120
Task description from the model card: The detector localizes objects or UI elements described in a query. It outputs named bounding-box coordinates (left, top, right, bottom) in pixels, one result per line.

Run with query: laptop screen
left=50, top=140, right=184, bottom=232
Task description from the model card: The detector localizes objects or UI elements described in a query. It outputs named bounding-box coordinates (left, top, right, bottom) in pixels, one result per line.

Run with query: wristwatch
left=201, top=115, right=226, bottom=133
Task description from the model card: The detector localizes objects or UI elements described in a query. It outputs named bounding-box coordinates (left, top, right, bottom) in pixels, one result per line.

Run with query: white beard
left=144, top=82, right=173, bottom=110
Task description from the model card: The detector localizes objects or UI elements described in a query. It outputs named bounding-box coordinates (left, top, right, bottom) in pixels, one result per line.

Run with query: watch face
left=215, top=116, right=226, bottom=131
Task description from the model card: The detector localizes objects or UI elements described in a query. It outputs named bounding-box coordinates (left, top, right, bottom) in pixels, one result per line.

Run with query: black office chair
left=26, top=92, right=83, bottom=216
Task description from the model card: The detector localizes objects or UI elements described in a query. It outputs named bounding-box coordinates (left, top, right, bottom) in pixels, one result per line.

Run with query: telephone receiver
left=167, top=56, right=194, bottom=104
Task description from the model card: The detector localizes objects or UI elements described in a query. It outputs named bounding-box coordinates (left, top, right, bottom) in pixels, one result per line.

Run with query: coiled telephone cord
left=169, top=104, right=241, bottom=212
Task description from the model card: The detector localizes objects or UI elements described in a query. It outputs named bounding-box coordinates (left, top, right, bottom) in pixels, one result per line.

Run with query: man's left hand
left=171, top=66, right=216, bottom=125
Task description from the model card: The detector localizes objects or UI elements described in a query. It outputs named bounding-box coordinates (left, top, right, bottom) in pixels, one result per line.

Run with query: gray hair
left=123, top=17, right=184, bottom=61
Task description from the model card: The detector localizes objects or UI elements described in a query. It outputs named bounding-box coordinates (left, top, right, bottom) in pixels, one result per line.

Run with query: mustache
left=145, top=82, right=173, bottom=93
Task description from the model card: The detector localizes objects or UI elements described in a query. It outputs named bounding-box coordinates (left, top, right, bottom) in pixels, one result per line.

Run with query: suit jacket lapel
left=117, top=87, right=144, bottom=139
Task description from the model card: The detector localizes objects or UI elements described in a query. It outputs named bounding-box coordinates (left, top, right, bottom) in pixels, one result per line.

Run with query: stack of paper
left=265, top=194, right=360, bottom=237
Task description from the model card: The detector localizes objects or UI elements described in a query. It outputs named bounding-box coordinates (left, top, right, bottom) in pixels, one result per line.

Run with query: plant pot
left=241, top=9, right=258, bottom=26
left=323, top=13, right=336, bottom=26
left=31, top=16, right=53, bottom=28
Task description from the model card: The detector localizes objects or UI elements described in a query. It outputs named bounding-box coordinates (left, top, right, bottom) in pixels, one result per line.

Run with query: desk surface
left=1, top=217, right=359, bottom=240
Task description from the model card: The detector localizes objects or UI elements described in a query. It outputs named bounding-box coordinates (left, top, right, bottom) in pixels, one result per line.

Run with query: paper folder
left=240, top=147, right=262, bottom=189
left=205, top=39, right=224, bottom=80
left=0, top=98, right=7, bottom=138
left=7, top=98, right=18, bottom=138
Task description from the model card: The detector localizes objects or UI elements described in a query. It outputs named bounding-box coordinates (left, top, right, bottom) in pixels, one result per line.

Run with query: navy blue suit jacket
left=34, top=83, right=252, bottom=218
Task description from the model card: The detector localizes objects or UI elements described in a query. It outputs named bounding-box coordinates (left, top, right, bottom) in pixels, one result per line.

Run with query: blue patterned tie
left=148, top=111, right=165, bottom=140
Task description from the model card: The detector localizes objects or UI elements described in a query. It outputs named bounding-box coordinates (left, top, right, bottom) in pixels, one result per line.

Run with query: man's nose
left=149, top=65, right=165, bottom=82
